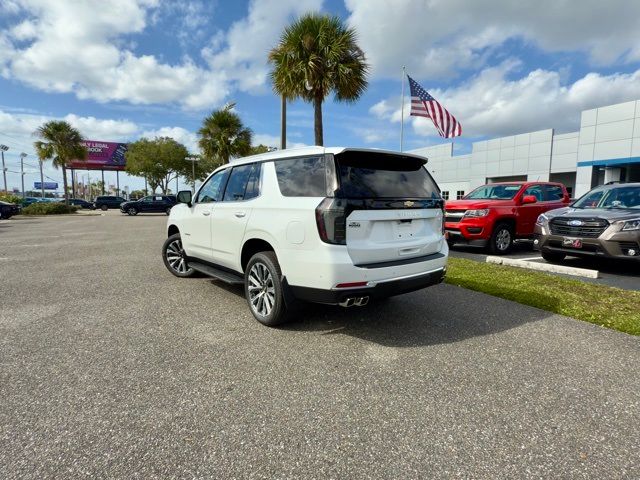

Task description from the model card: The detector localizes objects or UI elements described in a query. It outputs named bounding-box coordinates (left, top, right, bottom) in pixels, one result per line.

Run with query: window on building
left=441, top=191, right=449, bottom=200
left=456, top=190, right=465, bottom=200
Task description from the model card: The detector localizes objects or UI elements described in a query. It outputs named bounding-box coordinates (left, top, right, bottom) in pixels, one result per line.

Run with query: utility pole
left=280, top=95, right=286, bottom=150
left=20, top=152, right=27, bottom=198
left=39, top=158, right=45, bottom=199
left=0, top=144, right=8, bottom=194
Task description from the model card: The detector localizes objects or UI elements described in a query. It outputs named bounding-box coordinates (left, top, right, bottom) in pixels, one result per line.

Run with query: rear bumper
left=286, top=267, right=446, bottom=305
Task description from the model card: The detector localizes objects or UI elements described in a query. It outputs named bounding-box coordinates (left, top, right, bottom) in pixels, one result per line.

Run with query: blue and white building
left=410, top=100, right=640, bottom=200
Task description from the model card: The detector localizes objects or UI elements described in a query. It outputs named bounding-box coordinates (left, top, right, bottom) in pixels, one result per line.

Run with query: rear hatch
left=318, top=150, right=444, bottom=266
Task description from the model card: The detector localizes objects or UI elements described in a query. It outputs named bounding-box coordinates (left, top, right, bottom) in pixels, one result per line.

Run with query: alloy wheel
left=496, top=228, right=511, bottom=251
left=165, top=239, right=188, bottom=274
left=248, top=262, right=276, bottom=318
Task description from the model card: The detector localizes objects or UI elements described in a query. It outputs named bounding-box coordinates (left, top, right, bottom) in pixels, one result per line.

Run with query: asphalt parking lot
left=1, top=213, right=639, bottom=479
left=450, top=242, right=640, bottom=291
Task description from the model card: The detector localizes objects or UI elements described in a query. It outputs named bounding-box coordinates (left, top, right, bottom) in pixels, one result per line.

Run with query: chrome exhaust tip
left=339, top=298, right=356, bottom=307
left=339, top=296, right=369, bottom=307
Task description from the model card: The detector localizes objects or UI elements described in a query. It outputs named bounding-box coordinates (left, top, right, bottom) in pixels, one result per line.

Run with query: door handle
left=234, top=212, right=246, bottom=218
left=202, top=211, right=211, bottom=216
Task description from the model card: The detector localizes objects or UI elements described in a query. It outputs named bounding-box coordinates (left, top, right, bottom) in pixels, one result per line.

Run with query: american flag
left=408, top=75, right=462, bottom=138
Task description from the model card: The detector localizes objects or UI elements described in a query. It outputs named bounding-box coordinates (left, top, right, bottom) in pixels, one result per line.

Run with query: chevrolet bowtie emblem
left=404, top=200, right=415, bottom=207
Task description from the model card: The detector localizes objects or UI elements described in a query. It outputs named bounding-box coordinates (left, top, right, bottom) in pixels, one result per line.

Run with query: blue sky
left=1, top=0, right=640, bottom=193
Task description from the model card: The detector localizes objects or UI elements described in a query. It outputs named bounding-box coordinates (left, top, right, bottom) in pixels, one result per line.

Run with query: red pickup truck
left=445, top=182, right=571, bottom=254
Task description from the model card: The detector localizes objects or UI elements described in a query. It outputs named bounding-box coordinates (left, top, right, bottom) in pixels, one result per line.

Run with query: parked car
left=445, top=182, right=570, bottom=254
left=60, top=198, right=95, bottom=209
left=22, top=196, right=49, bottom=206
left=163, top=147, right=448, bottom=326
left=0, top=200, right=21, bottom=219
left=534, top=182, right=640, bottom=262
left=94, top=195, right=126, bottom=211
left=120, top=195, right=176, bottom=215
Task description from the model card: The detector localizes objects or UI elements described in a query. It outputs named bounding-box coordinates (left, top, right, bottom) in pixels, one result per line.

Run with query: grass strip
left=445, top=257, right=640, bottom=336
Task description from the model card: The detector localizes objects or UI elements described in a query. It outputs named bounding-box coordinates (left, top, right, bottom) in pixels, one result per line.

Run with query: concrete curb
left=486, top=256, right=599, bottom=279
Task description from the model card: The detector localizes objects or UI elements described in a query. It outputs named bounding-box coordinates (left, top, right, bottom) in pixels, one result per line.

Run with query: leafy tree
left=248, top=144, right=272, bottom=155
left=198, top=103, right=252, bottom=164
left=125, top=137, right=190, bottom=194
left=33, top=121, right=87, bottom=204
left=269, top=13, right=369, bottom=146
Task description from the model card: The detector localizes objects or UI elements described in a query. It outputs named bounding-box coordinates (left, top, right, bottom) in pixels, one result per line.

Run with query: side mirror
left=177, top=190, right=192, bottom=206
left=522, top=195, right=537, bottom=204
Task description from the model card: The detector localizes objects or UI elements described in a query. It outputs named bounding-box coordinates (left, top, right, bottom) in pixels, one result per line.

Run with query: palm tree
left=198, top=103, right=252, bottom=164
left=269, top=13, right=369, bottom=146
left=33, top=121, right=87, bottom=204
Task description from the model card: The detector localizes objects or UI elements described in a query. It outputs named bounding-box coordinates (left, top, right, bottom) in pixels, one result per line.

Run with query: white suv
left=163, top=147, right=448, bottom=326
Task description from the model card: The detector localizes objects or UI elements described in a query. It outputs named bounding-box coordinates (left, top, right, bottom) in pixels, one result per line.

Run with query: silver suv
left=534, top=182, right=640, bottom=262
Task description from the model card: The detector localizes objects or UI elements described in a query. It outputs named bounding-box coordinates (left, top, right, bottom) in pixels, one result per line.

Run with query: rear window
left=334, top=151, right=439, bottom=199
left=274, top=156, right=326, bottom=197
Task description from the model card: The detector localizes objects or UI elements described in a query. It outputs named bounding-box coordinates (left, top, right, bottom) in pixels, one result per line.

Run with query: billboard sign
left=68, top=141, right=128, bottom=171
left=34, top=182, right=58, bottom=190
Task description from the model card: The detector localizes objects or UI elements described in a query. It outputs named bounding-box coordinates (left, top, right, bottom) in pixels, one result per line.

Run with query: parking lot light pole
left=39, top=159, right=45, bottom=199
left=185, top=155, right=199, bottom=192
left=20, top=152, right=27, bottom=198
left=0, top=144, right=8, bottom=194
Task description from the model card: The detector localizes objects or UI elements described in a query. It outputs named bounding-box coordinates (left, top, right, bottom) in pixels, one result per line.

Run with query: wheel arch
left=241, top=237, right=279, bottom=273
left=168, top=224, right=180, bottom=237
left=493, top=216, right=516, bottom=231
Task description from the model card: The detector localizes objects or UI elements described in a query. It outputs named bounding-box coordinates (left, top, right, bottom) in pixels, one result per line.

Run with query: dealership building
left=410, top=99, right=640, bottom=199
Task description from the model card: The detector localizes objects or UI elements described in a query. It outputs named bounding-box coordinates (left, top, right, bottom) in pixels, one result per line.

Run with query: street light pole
left=185, top=155, right=199, bottom=193
left=0, top=144, right=9, bottom=194
left=20, top=152, right=27, bottom=198
left=39, top=158, right=45, bottom=199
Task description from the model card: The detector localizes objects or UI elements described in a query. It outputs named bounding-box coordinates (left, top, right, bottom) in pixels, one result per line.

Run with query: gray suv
left=534, top=183, right=640, bottom=262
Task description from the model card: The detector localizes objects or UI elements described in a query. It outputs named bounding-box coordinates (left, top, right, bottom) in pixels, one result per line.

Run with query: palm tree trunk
left=314, top=96, right=323, bottom=146
left=62, top=164, right=69, bottom=205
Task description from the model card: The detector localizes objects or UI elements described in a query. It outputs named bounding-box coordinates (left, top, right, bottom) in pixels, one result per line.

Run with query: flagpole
left=400, top=65, right=406, bottom=152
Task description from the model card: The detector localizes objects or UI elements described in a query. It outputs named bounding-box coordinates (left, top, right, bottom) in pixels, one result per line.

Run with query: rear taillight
left=315, top=198, right=347, bottom=245
left=440, top=204, right=445, bottom=235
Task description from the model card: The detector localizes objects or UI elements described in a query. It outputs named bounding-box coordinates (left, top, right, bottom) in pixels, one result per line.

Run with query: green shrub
left=0, top=194, right=24, bottom=205
left=21, top=202, right=78, bottom=215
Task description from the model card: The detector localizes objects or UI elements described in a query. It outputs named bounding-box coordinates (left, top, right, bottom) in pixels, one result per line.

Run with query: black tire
left=489, top=222, right=514, bottom=255
left=162, top=233, right=195, bottom=277
left=100, top=204, right=108, bottom=211
left=542, top=251, right=566, bottom=263
left=446, top=238, right=456, bottom=249
left=127, top=207, right=138, bottom=216
left=165, top=207, right=172, bottom=215
left=244, top=251, right=289, bottom=327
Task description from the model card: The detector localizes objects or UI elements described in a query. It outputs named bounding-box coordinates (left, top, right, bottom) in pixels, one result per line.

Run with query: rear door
left=334, top=151, right=444, bottom=266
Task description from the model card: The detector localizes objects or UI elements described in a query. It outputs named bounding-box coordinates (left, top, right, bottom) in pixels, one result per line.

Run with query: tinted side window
left=545, top=185, right=564, bottom=201
left=523, top=185, right=544, bottom=201
left=196, top=169, right=230, bottom=203
left=223, top=164, right=254, bottom=201
left=274, top=156, right=326, bottom=197
left=244, top=163, right=261, bottom=200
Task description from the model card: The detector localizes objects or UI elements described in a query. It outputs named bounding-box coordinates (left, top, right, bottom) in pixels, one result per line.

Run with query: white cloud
left=346, top=0, right=640, bottom=79
left=141, top=126, right=200, bottom=153
left=0, top=0, right=321, bottom=109
left=370, top=61, right=640, bottom=138
left=202, top=0, right=323, bottom=92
